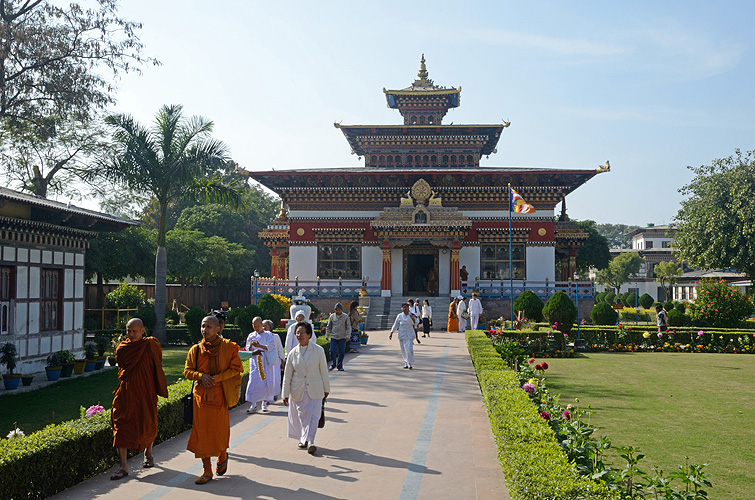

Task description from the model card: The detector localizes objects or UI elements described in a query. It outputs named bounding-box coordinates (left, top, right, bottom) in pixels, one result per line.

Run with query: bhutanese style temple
left=248, top=56, right=607, bottom=300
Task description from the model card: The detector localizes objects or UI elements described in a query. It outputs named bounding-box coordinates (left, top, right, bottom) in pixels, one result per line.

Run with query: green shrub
left=543, top=291, right=577, bottom=336
left=134, top=304, right=156, bottom=331
left=513, top=290, right=545, bottom=322
left=603, top=291, right=616, bottom=305
left=639, top=293, right=654, bottom=309
left=184, top=306, right=207, bottom=342
left=258, top=294, right=286, bottom=326
left=667, top=309, right=688, bottom=327
left=106, top=282, right=145, bottom=309
left=674, top=301, right=686, bottom=312
left=664, top=301, right=674, bottom=312
left=165, top=309, right=180, bottom=325
left=166, top=325, right=191, bottom=345
left=0, top=379, right=194, bottom=500
left=590, top=302, right=619, bottom=325
left=227, top=304, right=262, bottom=334
left=621, top=292, right=638, bottom=308
left=688, top=278, right=755, bottom=328
left=465, top=331, right=612, bottom=499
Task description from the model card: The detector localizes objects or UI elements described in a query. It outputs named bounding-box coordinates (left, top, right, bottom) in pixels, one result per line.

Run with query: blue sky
left=98, top=1, right=755, bottom=224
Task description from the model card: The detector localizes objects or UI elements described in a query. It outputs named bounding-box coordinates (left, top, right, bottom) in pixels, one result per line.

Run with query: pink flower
left=528, top=358, right=535, bottom=364
left=539, top=411, right=551, bottom=421
left=563, top=410, right=571, bottom=421
left=698, top=330, right=704, bottom=336
left=85, top=405, right=105, bottom=417
left=522, top=383, right=535, bottom=395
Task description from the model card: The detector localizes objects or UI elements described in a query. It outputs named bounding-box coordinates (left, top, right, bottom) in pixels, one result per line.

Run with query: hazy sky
left=27, top=1, right=755, bottom=225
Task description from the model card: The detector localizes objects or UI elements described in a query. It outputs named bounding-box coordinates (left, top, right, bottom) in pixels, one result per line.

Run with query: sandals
left=110, top=469, right=129, bottom=480
left=195, top=474, right=213, bottom=485
left=143, top=456, right=155, bottom=468
left=216, top=457, right=228, bottom=476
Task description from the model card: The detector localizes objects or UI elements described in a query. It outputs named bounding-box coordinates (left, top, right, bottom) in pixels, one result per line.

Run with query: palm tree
left=96, top=104, right=241, bottom=344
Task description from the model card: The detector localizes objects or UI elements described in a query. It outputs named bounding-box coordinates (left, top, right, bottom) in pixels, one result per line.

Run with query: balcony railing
left=250, top=278, right=594, bottom=300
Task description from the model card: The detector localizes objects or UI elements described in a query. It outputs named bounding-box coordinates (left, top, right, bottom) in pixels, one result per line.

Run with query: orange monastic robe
left=447, top=302, right=459, bottom=332
left=184, top=337, right=243, bottom=458
left=112, top=337, right=168, bottom=450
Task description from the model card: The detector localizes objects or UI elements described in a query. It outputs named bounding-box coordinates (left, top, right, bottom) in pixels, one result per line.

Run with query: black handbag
left=318, top=397, right=326, bottom=428
left=183, top=344, right=198, bottom=425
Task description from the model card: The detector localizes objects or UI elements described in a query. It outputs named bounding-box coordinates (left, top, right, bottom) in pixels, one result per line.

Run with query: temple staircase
left=364, top=295, right=452, bottom=331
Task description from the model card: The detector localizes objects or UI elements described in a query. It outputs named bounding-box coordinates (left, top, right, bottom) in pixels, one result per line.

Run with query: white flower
left=7, top=427, right=24, bottom=439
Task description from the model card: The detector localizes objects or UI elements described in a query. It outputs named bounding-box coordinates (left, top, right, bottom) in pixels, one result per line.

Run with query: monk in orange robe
left=447, top=297, right=459, bottom=332
left=110, top=318, right=168, bottom=480
left=185, top=315, right=243, bottom=485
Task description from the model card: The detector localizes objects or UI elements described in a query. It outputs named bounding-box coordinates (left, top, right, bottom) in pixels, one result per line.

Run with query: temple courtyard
left=51, top=330, right=509, bottom=500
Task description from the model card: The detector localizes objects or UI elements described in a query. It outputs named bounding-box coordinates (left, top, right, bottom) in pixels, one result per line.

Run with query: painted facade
left=0, top=187, right=135, bottom=374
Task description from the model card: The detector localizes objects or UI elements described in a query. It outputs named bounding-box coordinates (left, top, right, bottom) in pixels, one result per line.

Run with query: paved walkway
left=52, top=330, right=509, bottom=500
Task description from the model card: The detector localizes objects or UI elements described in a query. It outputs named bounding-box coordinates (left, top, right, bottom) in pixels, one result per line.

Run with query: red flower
left=541, top=362, right=549, bottom=370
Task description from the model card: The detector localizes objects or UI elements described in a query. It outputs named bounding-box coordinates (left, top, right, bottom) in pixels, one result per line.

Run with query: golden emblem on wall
left=411, top=178, right=432, bottom=205
left=296, top=228, right=305, bottom=236
left=538, top=227, right=547, bottom=236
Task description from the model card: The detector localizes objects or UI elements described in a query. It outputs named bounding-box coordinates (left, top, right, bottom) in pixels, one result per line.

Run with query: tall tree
left=574, top=220, right=611, bottom=276
left=93, top=104, right=240, bottom=344
left=596, top=252, right=643, bottom=295
left=596, top=223, right=641, bottom=249
left=654, top=261, right=682, bottom=302
left=675, top=149, right=755, bottom=281
left=0, top=0, right=154, bottom=126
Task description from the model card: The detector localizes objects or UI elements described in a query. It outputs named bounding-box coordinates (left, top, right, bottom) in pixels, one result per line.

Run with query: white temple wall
left=439, top=251, right=450, bottom=295
left=459, top=247, right=480, bottom=281
left=288, top=246, right=318, bottom=281
left=390, top=248, right=403, bottom=295
left=361, top=246, right=382, bottom=283
left=525, top=246, right=555, bottom=281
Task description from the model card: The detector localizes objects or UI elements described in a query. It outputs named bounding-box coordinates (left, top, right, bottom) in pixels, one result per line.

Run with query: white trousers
left=288, top=391, right=321, bottom=444
left=458, top=317, right=467, bottom=332
left=470, top=313, right=480, bottom=330
left=399, top=337, right=415, bottom=366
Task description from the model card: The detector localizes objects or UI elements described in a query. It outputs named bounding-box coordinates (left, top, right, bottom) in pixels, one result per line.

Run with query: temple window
left=395, top=155, right=401, bottom=164
left=428, top=116, right=434, bottom=124
left=379, top=155, right=385, bottom=165
left=407, top=156, right=413, bottom=164
left=420, top=116, right=426, bottom=124
left=480, top=244, right=526, bottom=280
left=387, top=156, right=393, bottom=164
left=415, top=211, right=428, bottom=224
left=442, top=155, right=449, bottom=164
left=318, top=243, right=361, bottom=279
left=423, top=155, right=429, bottom=164
left=431, top=155, right=437, bottom=164
left=1, top=266, right=14, bottom=335
left=411, top=116, right=417, bottom=124
left=467, top=155, right=473, bottom=165
left=41, top=268, right=62, bottom=331
left=450, top=155, right=457, bottom=165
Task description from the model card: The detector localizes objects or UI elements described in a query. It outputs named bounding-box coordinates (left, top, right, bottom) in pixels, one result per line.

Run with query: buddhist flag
left=510, top=187, right=536, bottom=214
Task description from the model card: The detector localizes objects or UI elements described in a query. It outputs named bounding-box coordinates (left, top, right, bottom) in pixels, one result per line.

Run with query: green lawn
left=542, top=352, right=755, bottom=500
left=0, top=346, right=193, bottom=436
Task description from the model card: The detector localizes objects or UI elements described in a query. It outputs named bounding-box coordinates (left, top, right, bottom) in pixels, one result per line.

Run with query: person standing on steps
left=421, top=299, right=432, bottom=337
left=326, top=302, right=351, bottom=371
left=390, top=302, right=418, bottom=369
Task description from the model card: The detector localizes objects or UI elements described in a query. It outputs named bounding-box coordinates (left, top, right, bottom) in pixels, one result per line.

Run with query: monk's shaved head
left=126, top=317, right=144, bottom=328
left=202, top=315, right=219, bottom=326
left=126, top=317, right=145, bottom=341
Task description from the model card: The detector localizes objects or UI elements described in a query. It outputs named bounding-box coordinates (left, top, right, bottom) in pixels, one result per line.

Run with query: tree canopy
left=574, top=219, right=611, bottom=275
left=674, top=149, right=755, bottom=281
left=654, top=261, right=682, bottom=302
left=596, top=223, right=641, bottom=249
left=595, top=252, right=643, bottom=295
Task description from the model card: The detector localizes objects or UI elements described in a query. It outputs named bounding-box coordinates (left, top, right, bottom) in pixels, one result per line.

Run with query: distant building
left=0, top=187, right=135, bottom=374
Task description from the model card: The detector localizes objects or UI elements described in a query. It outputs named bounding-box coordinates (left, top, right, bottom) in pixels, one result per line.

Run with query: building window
left=662, top=241, right=672, bottom=248
left=1, top=266, right=13, bottom=335
left=480, top=244, right=526, bottom=280
left=41, top=269, right=62, bottom=331
left=318, top=243, right=361, bottom=279
left=646, top=241, right=654, bottom=249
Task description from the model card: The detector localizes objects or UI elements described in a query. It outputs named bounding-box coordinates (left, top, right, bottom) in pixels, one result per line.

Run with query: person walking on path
left=456, top=296, right=468, bottom=332
left=245, top=317, right=277, bottom=413
left=263, top=319, right=285, bottom=402
left=282, top=321, right=330, bottom=455
left=468, top=292, right=484, bottom=330
left=447, top=297, right=459, bottom=333
left=110, top=318, right=168, bottom=480
left=184, top=316, right=243, bottom=485
left=421, top=299, right=432, bottom=337
left=286, top=310, right=315, bottom=355
left=348, top=301, right=362, bottom=352
left=326, top=302, right=351, bottom=371
left=656, top=304, right=668, bottom=333
left=390, top=303, right=419, bottom=369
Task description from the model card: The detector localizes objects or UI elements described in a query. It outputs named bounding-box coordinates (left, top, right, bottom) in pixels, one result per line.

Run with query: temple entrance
left=403, top=248, right=439, bottom=296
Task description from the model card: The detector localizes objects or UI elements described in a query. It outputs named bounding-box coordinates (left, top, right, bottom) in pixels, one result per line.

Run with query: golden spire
left=417, top=53, right=428, bottom=81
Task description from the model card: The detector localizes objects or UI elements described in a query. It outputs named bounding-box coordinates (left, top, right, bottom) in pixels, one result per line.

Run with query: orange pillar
left=381, top=240, right=391, bottom=292
left=271, top=247, right=279, bottom=278
left=450, top=240, right=460, bottom=292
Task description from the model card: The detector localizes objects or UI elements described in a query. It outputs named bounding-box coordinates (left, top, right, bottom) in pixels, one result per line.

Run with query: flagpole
left=508, top=183, right=514, bottom=328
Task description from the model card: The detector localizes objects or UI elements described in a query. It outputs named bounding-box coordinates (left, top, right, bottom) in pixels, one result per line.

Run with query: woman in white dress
left=245, top=317, right=277, bottom=413
left=421, top=299, right=432, bottom=338
left=285, top=310, right=315, bottom=356
left=282, top=322, right=330, bottom=455
left=390, top=303, right=419, bottom=369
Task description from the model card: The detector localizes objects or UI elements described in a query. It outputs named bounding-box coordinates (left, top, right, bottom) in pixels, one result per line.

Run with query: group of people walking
left=447, top=292, right=483, bottom=333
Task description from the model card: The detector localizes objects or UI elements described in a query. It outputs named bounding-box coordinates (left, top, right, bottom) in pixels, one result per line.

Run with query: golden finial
left=418, top=53, right=428, bottom=81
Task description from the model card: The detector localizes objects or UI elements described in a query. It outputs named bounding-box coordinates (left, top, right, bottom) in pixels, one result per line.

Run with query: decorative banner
left=510, top=187, right=536, bottom=214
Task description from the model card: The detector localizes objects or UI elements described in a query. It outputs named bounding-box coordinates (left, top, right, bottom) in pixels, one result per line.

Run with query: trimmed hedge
left=465, top=331, right=613, bottom=499
left=0, top=379, right=193, bottom=500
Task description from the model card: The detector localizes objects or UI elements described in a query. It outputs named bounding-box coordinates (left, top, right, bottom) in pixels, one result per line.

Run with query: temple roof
left=383, top=54, right=461, bottom=99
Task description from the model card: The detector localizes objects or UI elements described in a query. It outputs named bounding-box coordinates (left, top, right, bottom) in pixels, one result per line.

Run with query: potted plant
left=109, top=332, right=126, bottom=366
left=45, top=352, right=62, bottom=381
left=360, top=332, right=369, bottom=345
left=1, top=342, right=22, bottom=390
left=58, top=350, right=76, bottom=377
left=94, top=332, right=110, bottom=369
left=21, top=374, right=34, bottom=386
left=83, top=341, right=98, bottom=372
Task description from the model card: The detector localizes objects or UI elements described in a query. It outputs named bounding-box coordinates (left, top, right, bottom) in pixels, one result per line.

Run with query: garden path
left=51, top=329, right=508, bottom=500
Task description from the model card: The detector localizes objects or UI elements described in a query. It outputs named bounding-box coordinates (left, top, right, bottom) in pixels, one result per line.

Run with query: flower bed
left=0, top=379, right=193, bottom=500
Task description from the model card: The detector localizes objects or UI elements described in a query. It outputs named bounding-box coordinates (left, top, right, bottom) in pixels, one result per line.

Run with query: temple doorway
left=403, top=248, right=438, bottom=296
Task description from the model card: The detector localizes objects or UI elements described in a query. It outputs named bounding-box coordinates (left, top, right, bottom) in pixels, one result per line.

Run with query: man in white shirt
left=468, top=292, right=483, bottom=330
left=456, top=295, right=467, bottom=332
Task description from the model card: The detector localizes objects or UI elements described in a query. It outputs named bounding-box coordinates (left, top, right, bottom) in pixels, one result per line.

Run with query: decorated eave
left=0, top=187, right=137, bottom=233
left=333, top=124, right=503, bottom=157
left=554, top=219, right=589, bottom=246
